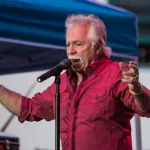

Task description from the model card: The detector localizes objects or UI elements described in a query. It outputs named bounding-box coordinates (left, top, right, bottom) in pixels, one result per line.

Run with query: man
left=0, top=14, right=150, bottom=150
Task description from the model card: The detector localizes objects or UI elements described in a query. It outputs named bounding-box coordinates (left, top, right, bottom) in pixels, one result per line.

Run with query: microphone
left=37, top=59, right=72, bottom=82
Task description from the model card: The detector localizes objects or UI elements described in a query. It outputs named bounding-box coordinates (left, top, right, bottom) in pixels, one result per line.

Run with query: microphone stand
left=55, top=75, right=61, bottom=150
left=36, top=59, right=72, bottom=150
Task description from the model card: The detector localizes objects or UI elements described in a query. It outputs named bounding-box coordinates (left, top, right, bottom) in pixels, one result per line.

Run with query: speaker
left=0, top=132, right=19, bottom=150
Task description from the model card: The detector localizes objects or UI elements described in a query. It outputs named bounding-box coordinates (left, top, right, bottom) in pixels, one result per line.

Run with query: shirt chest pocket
left=83, top=89, right=106, bottom=121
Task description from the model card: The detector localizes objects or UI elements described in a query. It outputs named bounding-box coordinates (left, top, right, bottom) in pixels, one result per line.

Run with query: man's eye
left=76, top=43, right=83, bottom=46
left=66, top=44, right=70, bottom=47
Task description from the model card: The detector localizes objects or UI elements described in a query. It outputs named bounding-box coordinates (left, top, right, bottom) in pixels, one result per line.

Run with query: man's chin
left=72, top=66, right=83, bottom=73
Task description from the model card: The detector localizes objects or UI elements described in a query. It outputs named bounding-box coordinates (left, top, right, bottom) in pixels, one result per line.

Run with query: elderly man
left=0, top=14, right=150, bottom=150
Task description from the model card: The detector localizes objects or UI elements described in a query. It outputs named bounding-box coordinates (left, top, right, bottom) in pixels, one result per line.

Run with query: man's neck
left=76, top=72, right=83, bottom=87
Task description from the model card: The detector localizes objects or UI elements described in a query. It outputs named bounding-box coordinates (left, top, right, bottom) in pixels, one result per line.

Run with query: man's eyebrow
left=66, top=40, right=82, bottom=44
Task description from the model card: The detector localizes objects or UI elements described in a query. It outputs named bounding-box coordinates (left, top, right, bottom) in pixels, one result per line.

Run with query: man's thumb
left=119, top=62, right=127, bottom=72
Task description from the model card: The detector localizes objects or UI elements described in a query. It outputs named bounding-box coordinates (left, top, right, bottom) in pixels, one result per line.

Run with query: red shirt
left=18, top=56, right=149, bottom=150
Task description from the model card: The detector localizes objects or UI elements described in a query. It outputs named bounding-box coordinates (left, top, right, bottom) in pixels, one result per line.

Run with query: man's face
left=66, top=23, right=97, bottom=73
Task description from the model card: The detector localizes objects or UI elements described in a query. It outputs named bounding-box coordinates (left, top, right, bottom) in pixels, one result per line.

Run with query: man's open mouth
left=70, top=59, right=80, bottom=63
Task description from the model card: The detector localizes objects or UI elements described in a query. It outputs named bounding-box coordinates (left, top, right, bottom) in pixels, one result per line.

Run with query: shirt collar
left=90, top=55, right=110, bottom=75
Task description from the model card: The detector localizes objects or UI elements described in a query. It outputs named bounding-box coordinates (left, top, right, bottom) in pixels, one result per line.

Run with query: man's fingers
left=121, top=77, right=138, bottom=84
left=129, top=64, right=139, bottom=74
left=120, top=61, right=139, bottom=90
left=119, top=62, right=128, bottom=72
left=129, top=61, right=137, bottom=66
left=122, top=71, right=138, bottom=78
left=129, top=61, right=139, bottom=73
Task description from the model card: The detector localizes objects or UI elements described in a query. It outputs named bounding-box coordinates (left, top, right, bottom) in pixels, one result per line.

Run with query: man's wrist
left=129, top=83, right=144, bottom=96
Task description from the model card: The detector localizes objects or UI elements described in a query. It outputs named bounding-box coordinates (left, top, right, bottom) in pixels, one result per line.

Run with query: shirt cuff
left=18, top=96, right=30, bottom=123
left=132, top=100, right=150, bottom=118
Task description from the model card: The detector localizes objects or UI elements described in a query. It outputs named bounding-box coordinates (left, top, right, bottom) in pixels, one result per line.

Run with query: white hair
left=65, top=14, right=112, bottom=58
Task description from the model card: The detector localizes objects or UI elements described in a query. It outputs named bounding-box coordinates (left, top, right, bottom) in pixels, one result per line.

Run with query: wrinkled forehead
left=66, top=23, right=90, bottom=42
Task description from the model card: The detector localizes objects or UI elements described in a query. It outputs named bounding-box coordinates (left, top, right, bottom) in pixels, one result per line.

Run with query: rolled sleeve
left=18, top=86, right=55, bottom=123
left=132, top=98, right=150, bottom=118
left=18, top=96, right=32, bottom=123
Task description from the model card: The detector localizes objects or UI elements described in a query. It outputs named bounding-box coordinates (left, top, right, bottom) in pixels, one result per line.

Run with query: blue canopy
left=0, top=0, right=138, bottom=74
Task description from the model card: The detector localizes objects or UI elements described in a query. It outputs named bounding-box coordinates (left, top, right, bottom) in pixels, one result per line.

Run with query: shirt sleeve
left=113, top=64, right=150, bottom=118
left=18, top=84, right=55, bottom=123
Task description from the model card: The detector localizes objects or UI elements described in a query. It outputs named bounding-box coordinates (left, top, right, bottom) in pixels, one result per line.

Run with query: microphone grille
left=60, top=59, right=72, bottom=69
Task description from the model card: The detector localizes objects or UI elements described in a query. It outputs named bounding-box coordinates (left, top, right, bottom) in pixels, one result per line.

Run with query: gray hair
left=65, top=14, right=112, bottom=58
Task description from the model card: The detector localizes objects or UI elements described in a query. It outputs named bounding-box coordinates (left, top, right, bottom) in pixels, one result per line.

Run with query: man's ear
left=94, top=39, right=103, bottom=50
left=94, top=44, right=100, bottom=50
left=96, top=49, right=103, bottom=56
left=94, top=38, right=105, bottom=55
left=94, top=44, right=102, bottom=55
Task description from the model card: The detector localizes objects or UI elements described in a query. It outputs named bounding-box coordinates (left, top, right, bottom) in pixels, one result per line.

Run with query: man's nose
left=67, top=45, right=77, bottom=54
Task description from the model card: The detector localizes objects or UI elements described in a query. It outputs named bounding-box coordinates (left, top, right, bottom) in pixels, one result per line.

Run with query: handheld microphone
left=37, top=59, right=72, bottom=82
